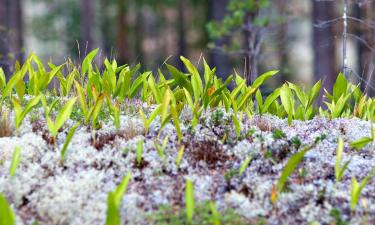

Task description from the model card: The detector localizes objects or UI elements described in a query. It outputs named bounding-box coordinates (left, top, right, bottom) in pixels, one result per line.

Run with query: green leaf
left=232, top=114, right=241, bottom=138
left=262, top=88, right=280, bottom=113
left=136, top=140, right=143, bottom=167
left=167, top=64, right=193, bottom=94
left=105, top=172, right=131, bottom=225
left=176, top=145, right=185, bottom=168
left=335, top=138, right=351, bottom=182
left=351, top=171, right=373, bottom=210
left=209, top=202, right=221, bottom=225
left=89, top=94, right=105, bottom=128
left=333, top=73, right=348, bottom=102
left=185, top=179, right=195, bottom=224
left=237, top=87, right=256, bottom=110
left=251, top=70, right=278, bottom=89
left=277, top=145, right=312, bottom=192
left=9, top=146, right=21, bottom=177
left=0, top=68, right=6, bottom=91
left=280, top=84, right=294, bottom=125
left=160, top=89, right=172, bottom=122
left=54, top=98, right=77, bottom=133
left=3, top=70, right=26, bottom=101
left=308, top=80, right=321, bottom=107
left=13, top=95, right=42, bottom=129
left=180, top=56, right=203, bottom=101
left=129, top=72, right=150, bottom=98
left=255, top=89, right=263, bottom=113
left=148, top=74, right=161, bottom=103
left=0, top=194, right=15, bottom=225
left=350, top=137, right=373, bottom=150
left=60, top=123, right=80, bottom=162
left=81, top=48, right=99, bottom=76
left=239, top=157, right=252, bottom=176
left=113, top=172, right=132, bottom=206
left=74, top=81, right=89, bottom=123
left=288, top=82, right=307, bottom=108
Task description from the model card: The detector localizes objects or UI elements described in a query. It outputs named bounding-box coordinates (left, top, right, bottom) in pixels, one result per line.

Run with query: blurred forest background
left=0, top=0, right=375, bottom=95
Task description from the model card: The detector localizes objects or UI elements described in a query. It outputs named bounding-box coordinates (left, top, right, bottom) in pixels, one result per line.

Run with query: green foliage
left=206, top=0, right=270, bottom=47
left=350, top=170, right=374, bottom=211
left=0, top=194, right=15, bottom=225
left=272, top=128, right=285, bottom=139
left=185, top=179, right=194, bottom=224
left=335, top=138, right=351, bottom=182
left=105, top=172, right=132, bottom=225
left=176, top=145, right=185, bottom=169
left=350, top=125, right=374, bottom=150
left=280, top=83, right=294, bottom=125
left=12, top=95, right=42, bottom=130
left=329, top=208, right=348, bottom=225
left=277, top=144, right=315, bottom=193
left=60, top=123, right=80, bottom=163
left=239, top=156, right=252, bottom=176
left=149, top=201, right=249, bottom=225
left=46, top=97, right=77, bottom=140
left=136, top=140, right=144, bottom=167
left=154, top=135, right=169, bottom=164
left=9, top=146, right=21, bottom=177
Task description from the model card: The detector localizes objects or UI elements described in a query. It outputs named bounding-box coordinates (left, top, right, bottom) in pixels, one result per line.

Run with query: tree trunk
left=275, top=0, right=291, bottom=82
left=366, top=2, right=375, bottom=96
left=0, top=0, right=10, bottom=76
left=0, top=0, right=23, bottom=78
left=100, top=0, right=112, bottom=58
left=81, top=0, right=93, bottom=55
left=134, top=6, right=144, bottom=66
left=116, top=0, right=130, bottom=65
left=312, top=0, right=337, bottom=95
left=243, top=12, right=260, bottom=84
left=177, top=0, right=187, bottom=71
left=207, top=0, right=231, bottom=80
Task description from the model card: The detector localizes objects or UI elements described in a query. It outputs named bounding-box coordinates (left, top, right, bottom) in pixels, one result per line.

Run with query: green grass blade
left=0, top=194, right=15, bottom=225
left=60, top=123, right=80, bottom=162
left=104, top=172, right=132, bottom=225
left=277, top=145, right=311, bottom=192
left=176, top=145, right=185, bottom=168
left=55, top=97, right=77, bottom=131
left=9, top=146, right=21, bottom=177
left=136, top=140, right=143, bottom=167
left=239, top=157, right=252, bottom=176
left=209, top=202, right=221, bottom=225
left=335, top=138, right=344, bottom=181
left=350, top=137, right=373, bottom=150
left=185, top=179, right=194, bottom=225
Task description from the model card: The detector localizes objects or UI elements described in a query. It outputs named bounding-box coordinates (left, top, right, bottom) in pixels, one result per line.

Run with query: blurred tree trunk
left=207, top=0, right=231, bottom=80
left=275, top=0, right=291, bottom=82
left=134, top=7, right=144, bottom=66
left=0, top=0, right=23, bottom=78
left=312, top=0, right=337, bottom=95
left=81, top=0, right=93, bottom=54
left=177, top=0, right=187, bottom=70
left=367, top=2, right=375, bottom=97
left=100, top=0, right=112, bottom=58
left=116, top=0, right=130, bottom=64
left=356, top=3, right=375, bottom=96
left=0, top=0, right=10, bottom=75
left=243, top=12, right=261, bottom=84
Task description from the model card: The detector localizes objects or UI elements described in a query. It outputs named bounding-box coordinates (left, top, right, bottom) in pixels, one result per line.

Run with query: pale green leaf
left=0, top=194, right=15, bottom=225
left=185, top=179, right=195, bottom=224
left=9, top=146, right=21, bottom=177
left=60, top=123, right=80, bottom=162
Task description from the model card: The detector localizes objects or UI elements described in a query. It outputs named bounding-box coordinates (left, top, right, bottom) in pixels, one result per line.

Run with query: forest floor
left=1, top=104, right=375, bottom=225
